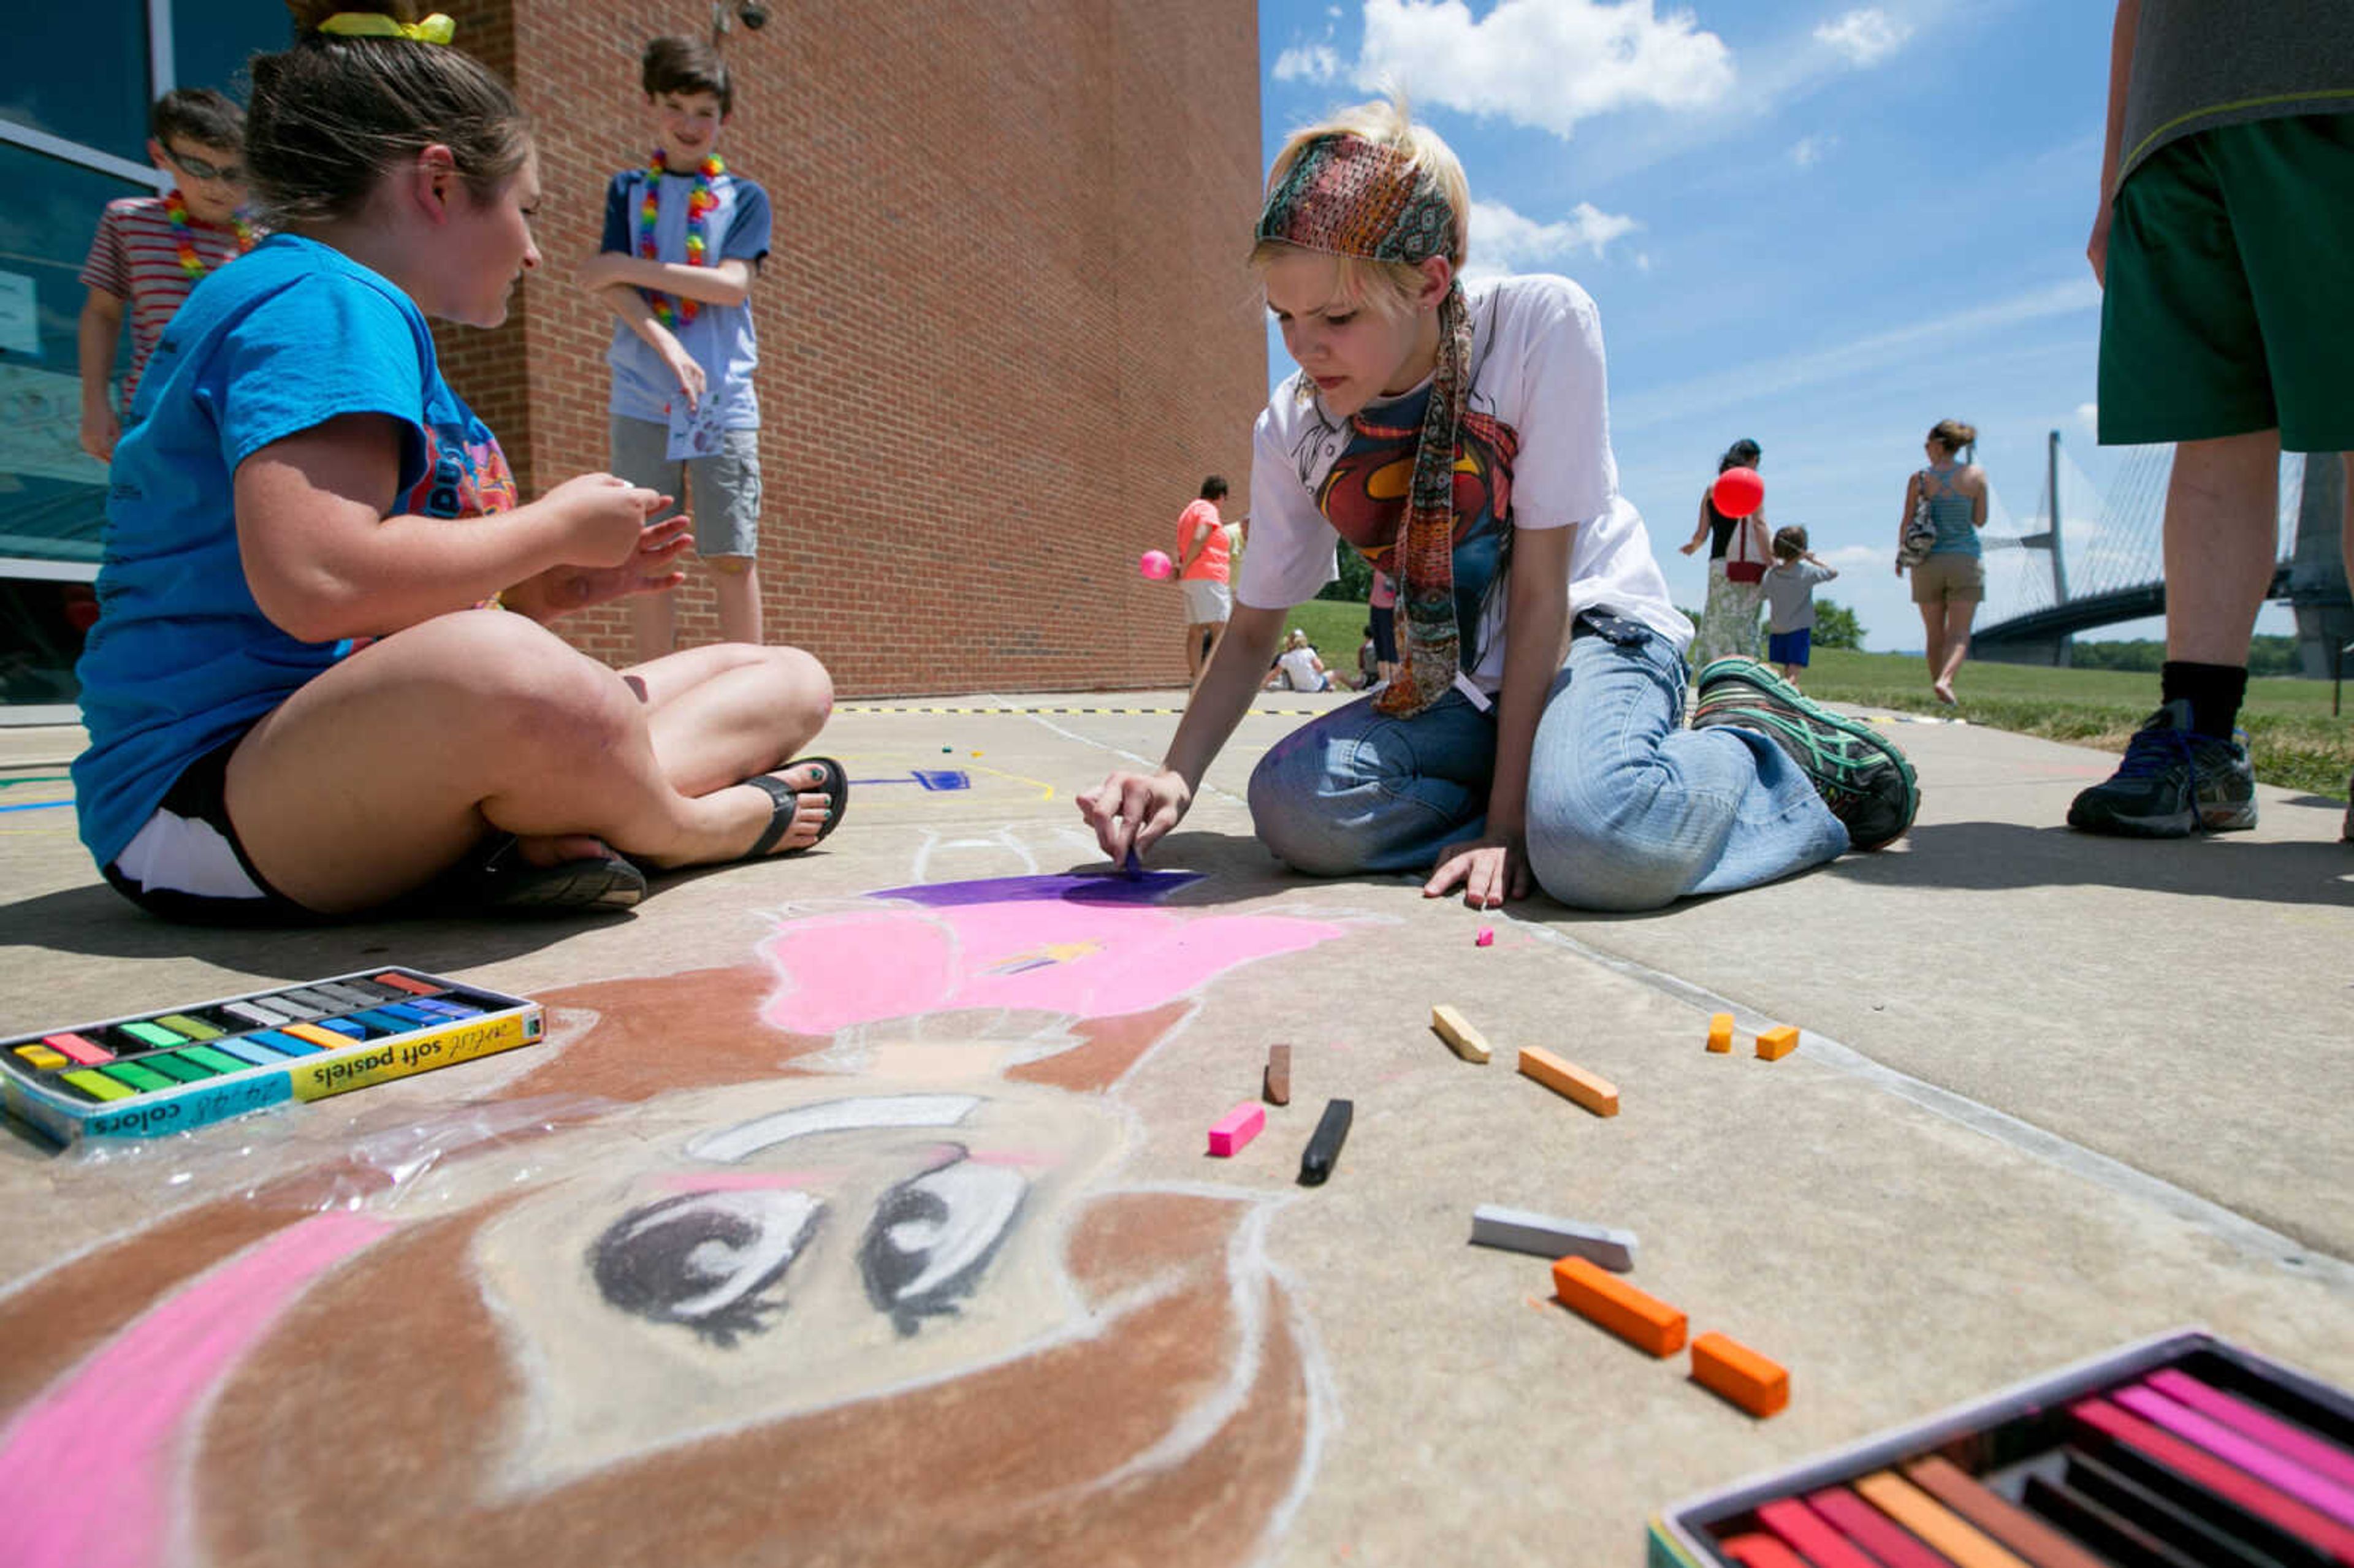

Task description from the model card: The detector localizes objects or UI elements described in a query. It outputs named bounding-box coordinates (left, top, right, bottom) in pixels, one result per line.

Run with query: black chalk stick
left=1298, top=1098, right=1352, bottom=1186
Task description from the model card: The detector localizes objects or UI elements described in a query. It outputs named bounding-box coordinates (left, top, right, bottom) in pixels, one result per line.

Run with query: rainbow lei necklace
left=637, top=151, right=723, bottom=327
left=164, top=191, right=255, bottom=281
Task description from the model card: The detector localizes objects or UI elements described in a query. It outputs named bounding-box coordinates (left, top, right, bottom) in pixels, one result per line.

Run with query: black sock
left=2159, top=661, right=2247, bottom=739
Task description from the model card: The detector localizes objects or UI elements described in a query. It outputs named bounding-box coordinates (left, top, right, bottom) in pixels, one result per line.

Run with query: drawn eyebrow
left=684, top=1094, right=981, bottom=1164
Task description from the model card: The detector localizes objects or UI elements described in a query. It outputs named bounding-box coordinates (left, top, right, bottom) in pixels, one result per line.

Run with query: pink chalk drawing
left=0, top=1212, right=394, bottom=1568
left=0, top=873, right=1358, bottom=1568
left=758, top=874, right=1346, bottom=1036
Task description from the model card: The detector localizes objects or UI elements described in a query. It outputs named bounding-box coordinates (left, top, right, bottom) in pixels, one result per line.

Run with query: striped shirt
left=79, top=196, right=256, bottom=409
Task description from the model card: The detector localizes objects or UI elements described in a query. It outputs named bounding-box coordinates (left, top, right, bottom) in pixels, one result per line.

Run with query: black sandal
left=435, top=834, right=646, bottom=915
left=741, top=756, right=848, bottom=858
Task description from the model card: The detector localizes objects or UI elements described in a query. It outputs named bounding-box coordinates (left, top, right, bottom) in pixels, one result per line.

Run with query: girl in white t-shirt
left=1078, top=100, right=1917, bottom=910
left=1270, top=630, right=1335, bottom=692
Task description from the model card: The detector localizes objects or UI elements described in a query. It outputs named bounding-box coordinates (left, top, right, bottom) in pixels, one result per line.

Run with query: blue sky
left=1254, top=0, right=2261, bottom=651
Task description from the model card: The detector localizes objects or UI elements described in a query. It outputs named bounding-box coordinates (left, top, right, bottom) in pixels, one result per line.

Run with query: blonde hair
left=1250, top=96, right=1470, bottom=319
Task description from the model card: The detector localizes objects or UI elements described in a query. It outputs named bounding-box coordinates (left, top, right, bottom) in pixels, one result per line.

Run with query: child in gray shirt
left=1762, top=527, right=1838, bottom=685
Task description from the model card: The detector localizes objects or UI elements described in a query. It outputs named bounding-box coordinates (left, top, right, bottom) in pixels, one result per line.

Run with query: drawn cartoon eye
left=590, top=1190, right=823, bottom=1347
left=859, top=1149, right=1026, bottom=1336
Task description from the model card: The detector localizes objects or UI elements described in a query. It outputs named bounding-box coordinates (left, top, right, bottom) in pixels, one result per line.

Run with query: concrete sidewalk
left=0, top=694, right=2347, bottom=1567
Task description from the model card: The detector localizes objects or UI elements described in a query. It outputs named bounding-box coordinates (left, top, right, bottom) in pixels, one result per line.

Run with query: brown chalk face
left=472, top=1067, right=1125, bottom=1485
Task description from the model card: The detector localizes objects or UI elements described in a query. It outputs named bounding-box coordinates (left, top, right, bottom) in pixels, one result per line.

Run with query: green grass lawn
left=1274, top=602, right=2352, bottom=800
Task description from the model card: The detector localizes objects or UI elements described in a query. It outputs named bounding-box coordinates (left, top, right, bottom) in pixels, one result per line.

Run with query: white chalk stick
left=1469, top=1204, right=1637, bottom=1272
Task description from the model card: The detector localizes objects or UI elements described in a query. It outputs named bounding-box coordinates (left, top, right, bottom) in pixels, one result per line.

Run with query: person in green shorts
left=2073, top=0, right=2354, bottom=842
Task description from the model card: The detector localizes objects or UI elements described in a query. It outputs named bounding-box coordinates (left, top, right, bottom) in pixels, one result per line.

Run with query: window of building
left=0, top=0, right=286, bottom=717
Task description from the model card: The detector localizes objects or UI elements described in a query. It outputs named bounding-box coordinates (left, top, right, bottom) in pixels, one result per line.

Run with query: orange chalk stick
left=1706, top=1013, right=1734, bottom=1053
left=1690, top=1330, right=1789, bottom=1418
left=1852, top=1471, right=2031, bottom=1568
left=1755, top=1025, right=1799, bottom=1061
left=1552, top=1255, right=1685, bottom=1357
left=1518, top=1046, right=1618, bottom=1117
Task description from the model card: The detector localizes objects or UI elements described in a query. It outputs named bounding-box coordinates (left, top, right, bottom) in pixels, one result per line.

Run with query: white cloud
left=1823, top=543, right=1881, bottom=566
left=2074, top=402, right=2098, bottom=434
left=1273, top=43, right=1344, bottom=83
left=1814, top=8, right=1911, bottom=67
left=1791, top=133, right=1837, bottom=167
left=1354, top=0, right=1735, bottom=140
left=1465, top=198, right=1640, bottom=280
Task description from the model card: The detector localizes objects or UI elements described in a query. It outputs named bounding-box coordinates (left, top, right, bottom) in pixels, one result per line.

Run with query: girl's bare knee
left=765, top=645, right=834, bottom=720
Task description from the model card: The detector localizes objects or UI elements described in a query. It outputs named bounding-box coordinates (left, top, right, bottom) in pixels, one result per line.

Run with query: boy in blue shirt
left=579, top=36, right=773, bottom=661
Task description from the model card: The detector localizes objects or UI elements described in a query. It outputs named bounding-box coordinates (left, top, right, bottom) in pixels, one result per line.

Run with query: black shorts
left=1369, top=604, right=1398, bottom=663
left=102, top=729, right=316, bottom=926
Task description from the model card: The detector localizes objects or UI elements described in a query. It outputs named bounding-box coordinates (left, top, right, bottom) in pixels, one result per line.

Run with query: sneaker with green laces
left=2065, top=699, right=2255, bottom=838
left=1689, top=657, right=1921, bottom=851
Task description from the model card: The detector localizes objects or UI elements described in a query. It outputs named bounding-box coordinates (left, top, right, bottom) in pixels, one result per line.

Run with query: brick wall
left=430, top=0, right=1267, bottom=693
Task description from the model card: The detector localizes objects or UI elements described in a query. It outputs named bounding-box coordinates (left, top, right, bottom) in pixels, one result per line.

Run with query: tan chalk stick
left=1431, top=1004, right=1491, bottom=1064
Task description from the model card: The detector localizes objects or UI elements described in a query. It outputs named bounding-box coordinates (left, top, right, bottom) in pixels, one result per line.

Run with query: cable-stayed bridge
left=1973, top=436, right=2352, bottom=676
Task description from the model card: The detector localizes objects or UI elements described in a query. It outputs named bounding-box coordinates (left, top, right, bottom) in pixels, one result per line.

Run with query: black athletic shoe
left=1691, top=658, right=1921, bottom=851
left=2065, top=699, right=2255, bottom=838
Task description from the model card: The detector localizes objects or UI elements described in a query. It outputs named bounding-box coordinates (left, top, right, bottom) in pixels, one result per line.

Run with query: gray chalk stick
left=1469, top=1204, right=1637, bottom=1272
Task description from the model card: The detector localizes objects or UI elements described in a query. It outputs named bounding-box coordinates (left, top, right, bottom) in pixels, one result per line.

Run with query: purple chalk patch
left=870, top=870, right=1203, bottom=908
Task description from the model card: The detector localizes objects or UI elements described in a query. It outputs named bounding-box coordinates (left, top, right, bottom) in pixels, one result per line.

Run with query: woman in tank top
left=1897, top=417, right=1988, bottom=704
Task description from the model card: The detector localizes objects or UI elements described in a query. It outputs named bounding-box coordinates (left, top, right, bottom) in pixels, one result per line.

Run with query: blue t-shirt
left=600, top=167, right=771, bottom=430
left=74, top=234, right=515, bottom=867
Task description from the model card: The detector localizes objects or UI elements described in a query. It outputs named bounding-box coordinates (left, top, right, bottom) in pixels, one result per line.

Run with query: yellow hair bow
left=317, top=11, right=457, bottom=44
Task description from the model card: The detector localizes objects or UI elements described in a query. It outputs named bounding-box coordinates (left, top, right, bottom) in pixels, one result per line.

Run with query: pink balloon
left=1712, top=466, right=1764, bottom=519
left=1138, top=549, right=1175, bottom=580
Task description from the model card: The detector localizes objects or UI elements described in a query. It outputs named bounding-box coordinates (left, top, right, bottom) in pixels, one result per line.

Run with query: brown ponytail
left=1928, top=419, right=1978, bottom=457
left=246, top=0, right=530, bottom=227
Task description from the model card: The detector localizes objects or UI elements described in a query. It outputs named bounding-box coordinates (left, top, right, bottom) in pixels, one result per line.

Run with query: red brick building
left=431, top=0, right=1268, bottom=695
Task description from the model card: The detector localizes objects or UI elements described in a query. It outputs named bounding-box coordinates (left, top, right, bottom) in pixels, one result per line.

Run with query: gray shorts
left=608, top=414, right=762, bottom=559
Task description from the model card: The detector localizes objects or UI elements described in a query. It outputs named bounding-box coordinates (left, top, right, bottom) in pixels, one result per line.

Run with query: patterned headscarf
left=1257, top=132, right=1470, bottom=717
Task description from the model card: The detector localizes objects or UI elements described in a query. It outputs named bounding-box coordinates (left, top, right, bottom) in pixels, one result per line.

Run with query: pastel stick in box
left=1649, top=1330, right=2354, bottom=1568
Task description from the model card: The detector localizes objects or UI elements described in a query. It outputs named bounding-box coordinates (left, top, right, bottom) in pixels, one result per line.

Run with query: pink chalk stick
left=1206, top=1102, right=1266, bottom=1157
left=2147, top=1369, right=2354, bottom=1491
left=1475, top=927, right=1495, bottom=946
left=2116, top=1383, right=2354, bottom=1526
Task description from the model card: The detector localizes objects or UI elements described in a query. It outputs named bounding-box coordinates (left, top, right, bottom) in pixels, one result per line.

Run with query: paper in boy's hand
left=665, top=392, right=726, bottom=462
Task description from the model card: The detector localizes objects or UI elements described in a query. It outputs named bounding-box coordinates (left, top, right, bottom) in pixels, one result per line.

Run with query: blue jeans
left=1247, top=626, right=1849, bottom=911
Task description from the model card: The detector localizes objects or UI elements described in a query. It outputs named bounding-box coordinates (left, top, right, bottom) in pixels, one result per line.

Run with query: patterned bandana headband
left=316, top=12, right=457, bottom=44
left=1258, top=132, right=1470, bottom=717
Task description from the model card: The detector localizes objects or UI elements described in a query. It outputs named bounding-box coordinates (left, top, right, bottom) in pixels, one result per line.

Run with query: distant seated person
left=1266, top=628, right=1336, bottom=691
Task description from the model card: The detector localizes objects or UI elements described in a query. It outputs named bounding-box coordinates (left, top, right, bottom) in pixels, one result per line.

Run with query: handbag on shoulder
left=1724, top=512, right=1769, bottom=584
left=1898, top=470, right=1940, bottom=568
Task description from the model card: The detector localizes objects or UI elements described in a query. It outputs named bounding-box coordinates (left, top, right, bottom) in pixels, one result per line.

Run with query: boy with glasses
left=77, top=88, right=259, bottom=461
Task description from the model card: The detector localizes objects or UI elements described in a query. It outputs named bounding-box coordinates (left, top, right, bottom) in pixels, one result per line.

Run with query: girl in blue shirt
left=72, top=0, right=842, bottom=923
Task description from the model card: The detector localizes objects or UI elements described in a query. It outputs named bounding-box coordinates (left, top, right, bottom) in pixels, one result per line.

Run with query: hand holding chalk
left=1139, top=549, right=1175, bottom=580
left=1711, top=466, right=1764, bottom=520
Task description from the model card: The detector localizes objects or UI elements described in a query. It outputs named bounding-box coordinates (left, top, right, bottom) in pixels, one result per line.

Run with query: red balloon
left=1712, top=466, right=1764, bottom=519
